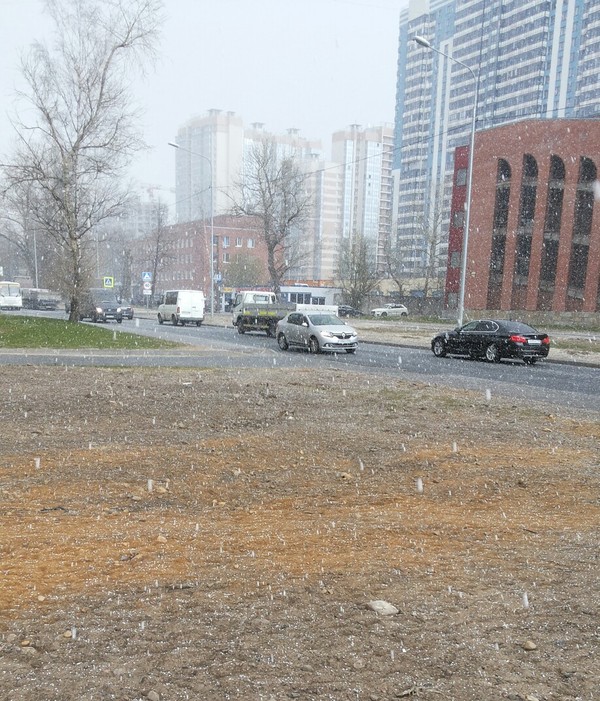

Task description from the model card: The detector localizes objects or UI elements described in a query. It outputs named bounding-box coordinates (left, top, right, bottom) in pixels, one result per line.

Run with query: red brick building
left=446, top=120, right=600, bottom=315
left=134, top=215, right=268, bottom=306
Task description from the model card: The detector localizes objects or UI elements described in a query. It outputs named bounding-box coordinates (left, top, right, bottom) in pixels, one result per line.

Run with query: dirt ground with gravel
left=0, top=363, right=598, bottom=701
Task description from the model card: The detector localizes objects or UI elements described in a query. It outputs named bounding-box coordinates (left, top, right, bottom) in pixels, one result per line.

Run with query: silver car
left=276, top=311, right=358, bottom=354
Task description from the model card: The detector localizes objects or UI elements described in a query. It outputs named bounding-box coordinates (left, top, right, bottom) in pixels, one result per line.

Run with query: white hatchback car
left=371, top=303, right=408, bottom=318
left=276, top=311, right=358, bottom=354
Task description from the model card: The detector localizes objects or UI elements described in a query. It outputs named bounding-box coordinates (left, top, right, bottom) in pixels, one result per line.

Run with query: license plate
left=527, top=339, right=541, bottom=345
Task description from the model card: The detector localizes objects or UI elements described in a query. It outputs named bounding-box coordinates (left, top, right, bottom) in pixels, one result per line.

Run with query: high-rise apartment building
left=173, top=112, right=323, bottom=225
left=332, top=124, right=395, bottom=271
left=393, top=0, right=600, bottom=281
left=301, top=156, right=343, bottom=283
left=172, top=110, right=245, bottom=223
left=172, top=111, right=328, bottom=282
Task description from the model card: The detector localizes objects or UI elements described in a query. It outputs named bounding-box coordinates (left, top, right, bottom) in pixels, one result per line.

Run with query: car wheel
left=401, top=312, right=408, bottom=317
left=196, top=321, right=202, bottom=327
left=523, top=357, right=538, bottom=365
left=346, top=348, right=356, bottom=354
left=171, top=315, right=178, bottom=326
left=485, top=343, right=501, bottom=363
left=266, top=323, right=276, bottom=338
left=381, top=312, right=388, bottom=317
left=308, top=336, right=320, bottom=354
left=236, top=319, right=245, bottom=334
left=117, top=318, right=122, bottom=324
left=158, top=314, right=163, bottom=325
left=91, top=313, right=97, bottom=323
left=432, top=338, right=447, bottom=357
left=277, top=333, right=289, bottom=351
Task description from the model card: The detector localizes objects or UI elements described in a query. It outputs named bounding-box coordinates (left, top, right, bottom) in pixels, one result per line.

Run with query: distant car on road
left=371, top=303, right=408, bottom=318
left=337, top=305, right=363, bottom=318
left=79, top=289, right=123, bottom=323
left=431, top=319, right=550, bottom=365
left=276, top=311, right=358, bottom=354
left=119, top=301, right=134, bottom=320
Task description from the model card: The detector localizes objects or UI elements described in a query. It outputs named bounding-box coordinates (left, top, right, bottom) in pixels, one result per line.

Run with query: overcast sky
left=1, top=0, right=406, bottom=196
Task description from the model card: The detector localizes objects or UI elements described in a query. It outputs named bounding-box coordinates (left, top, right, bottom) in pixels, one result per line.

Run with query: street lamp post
left=168, top=141, right=215, bottom=317
left=414, top=35, right=477, bottom=327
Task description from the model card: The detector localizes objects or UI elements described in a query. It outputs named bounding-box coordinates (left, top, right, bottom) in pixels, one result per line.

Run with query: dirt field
left=1, top=363, right=598, bottom=701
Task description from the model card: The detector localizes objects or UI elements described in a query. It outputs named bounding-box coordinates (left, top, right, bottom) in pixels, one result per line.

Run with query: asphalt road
left=3, top=313, right=599, bottom=411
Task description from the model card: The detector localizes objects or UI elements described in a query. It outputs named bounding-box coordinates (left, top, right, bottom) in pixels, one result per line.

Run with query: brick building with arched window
left=446, top=120, right=600, bottom=316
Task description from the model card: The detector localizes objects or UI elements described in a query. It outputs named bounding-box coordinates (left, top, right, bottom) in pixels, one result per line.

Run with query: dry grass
left=1, top=366, right=598, bottom=700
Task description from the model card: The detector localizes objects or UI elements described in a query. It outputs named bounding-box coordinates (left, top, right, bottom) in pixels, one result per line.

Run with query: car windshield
left=308, top=314, right=344, bottom=326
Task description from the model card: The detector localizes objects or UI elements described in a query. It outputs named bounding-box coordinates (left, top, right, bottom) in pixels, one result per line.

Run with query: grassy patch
left=552, top=337, right=600, bottom=354
left=0, top=314, right=179, bottom=350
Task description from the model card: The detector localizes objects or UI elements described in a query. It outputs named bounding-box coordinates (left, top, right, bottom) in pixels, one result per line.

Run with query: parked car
left=431, top=319, right=550, bottom=365
left=371, top=303, right=408, bottom=317
left=79, top=289, right=123, bottom=323
left=337, top=305, right=363, bottom=318
left=276, top=311, right=358, bottom=354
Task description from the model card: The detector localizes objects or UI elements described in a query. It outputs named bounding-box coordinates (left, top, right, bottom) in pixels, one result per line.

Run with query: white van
left=157, top=289, right=205, bottom=326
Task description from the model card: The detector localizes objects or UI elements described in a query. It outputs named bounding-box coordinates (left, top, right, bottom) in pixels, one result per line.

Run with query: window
left=452, top=211, right=465, bottom=229
left=490, top=234, right=505, bottom=273
left=450, top=251, right=461, bottom=268
left=476, top=320, right=498, bottom=332
left=222, top=236, right=230, bottom=248
left=247, top=238, right=255, bottom=248
left=540, top=239, right=559, bottom=284
left=568, top=243, right=588, bottom=291
left=455, top=168, right=467, bottom=186
left=545, top=187, right=564, bottom=233
left=235, top=237, right=242, bottom=247
left=222, top=252, right=230, bottom=263
left=514, top=234, right=532, bottom=278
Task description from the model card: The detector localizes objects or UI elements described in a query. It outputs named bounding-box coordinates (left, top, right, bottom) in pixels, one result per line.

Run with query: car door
left=470, top=320, right=498, bottom=356
left=452, top=321, right=480, bottom=354
left=285, top=313, right=303, bottom=347
left=296, top=315, right=311, bottom=347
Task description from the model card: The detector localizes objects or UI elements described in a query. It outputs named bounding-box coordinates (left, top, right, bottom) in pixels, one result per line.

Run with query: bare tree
left=142, top=201, right=173, bottom=299
left=0, top=183, right=45, bottom=284
left=337, top=233, right=381, bottom=308
left=420, top=188, right=446, bottom=298
left=231, top=140, right=312, bottom=294
left=382, top=232, right=407, bottom=297
left=1, top=0, right=162, bottom=321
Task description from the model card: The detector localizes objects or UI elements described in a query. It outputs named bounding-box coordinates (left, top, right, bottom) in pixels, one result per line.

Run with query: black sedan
left=431, top=319, right=550, bottom=365
left=337, top=305, right=363, bottom=318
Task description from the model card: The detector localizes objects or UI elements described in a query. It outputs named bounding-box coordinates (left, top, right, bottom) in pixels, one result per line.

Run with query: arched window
left=488, top=159, right=511, bottom=309
left=539, top=156, right=565, bottom=306
left=515, top=155, right=538, bottom=281
left=568, top=156, right=596, bottom=299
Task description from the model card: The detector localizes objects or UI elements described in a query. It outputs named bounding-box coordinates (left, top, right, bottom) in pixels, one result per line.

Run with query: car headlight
left=95, top=306, right=103, bottom=313
left=117, top=307, right=122, bottom=312
left=321, top=331, right=335, bottom=338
